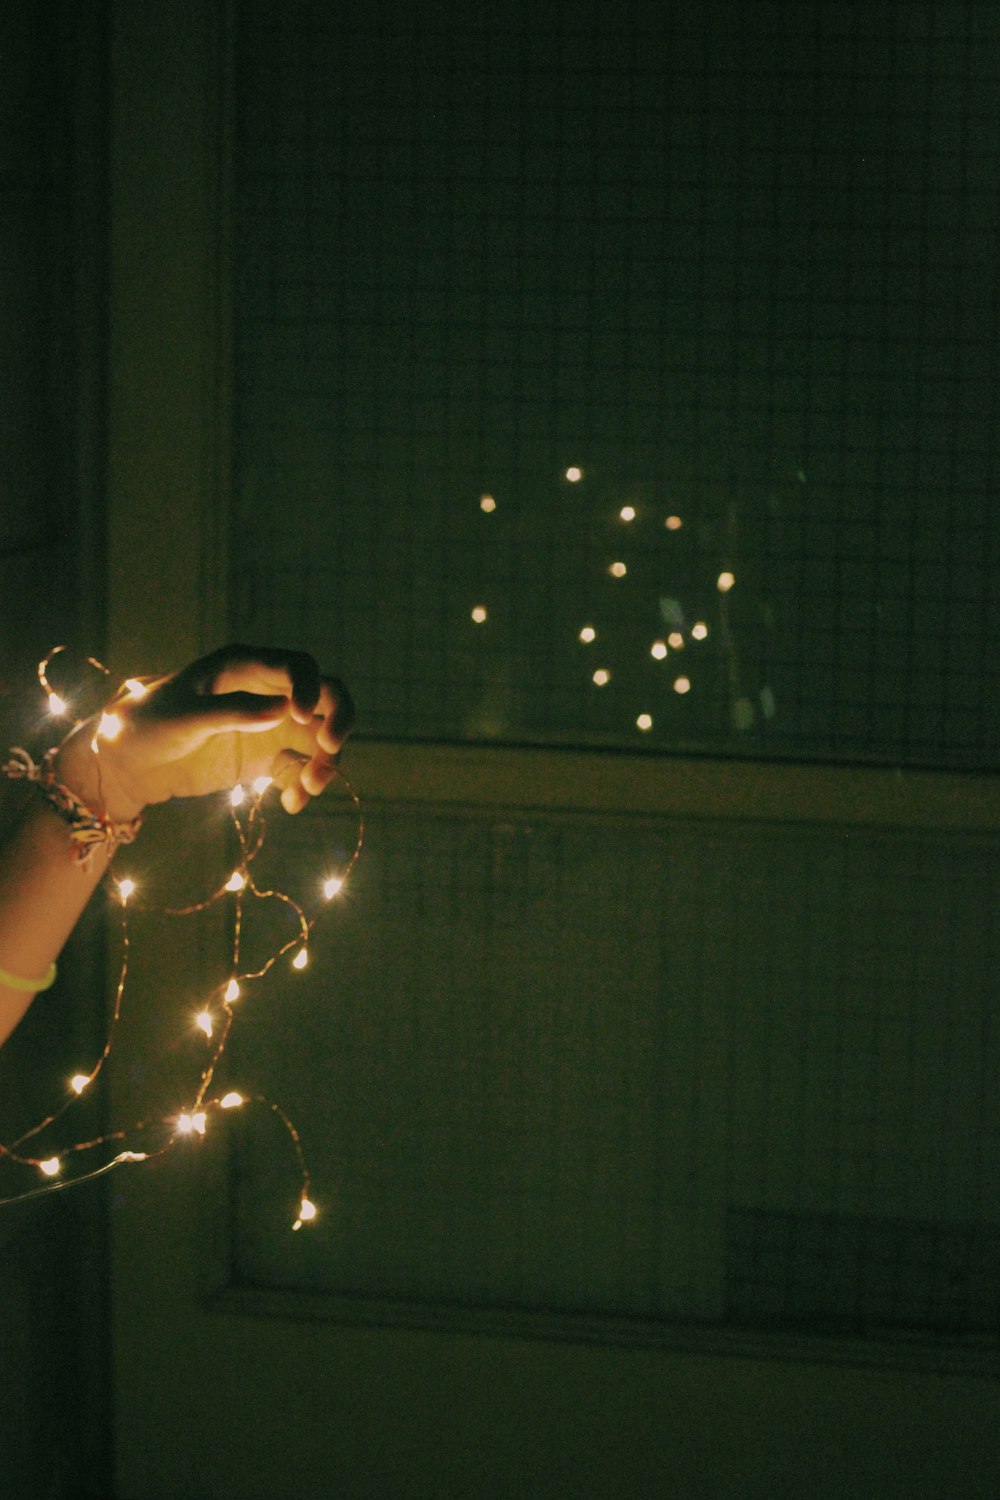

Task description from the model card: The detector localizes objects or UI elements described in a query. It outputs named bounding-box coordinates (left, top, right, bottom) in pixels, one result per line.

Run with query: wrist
left=55, top=725, right=147, bottom=826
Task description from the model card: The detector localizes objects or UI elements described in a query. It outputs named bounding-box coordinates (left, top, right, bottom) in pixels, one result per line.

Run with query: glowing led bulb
left=98, top=711, right=122, bottom=741
left=668, top=631, right=685, bottom=650
left=225, top=870, right=246, bottom=893
left=292, top=947, right=309, bottom=970
left=224, top=977, right=241, bottom=1003
left=665, top=515, right=683, bottom=531
left=175, top=1113, right=194, bottom=1135
left=293, top=1196, right=318, bottom=1228
left=592, top=669, right=610, bottom=686
left=323, top=875, right=343, bottom=900
left=717, top=571, right=735, bottom=593
left=47, top=692, right=68, bottom=716
left=38, top=1157, right=61, bottom=1178
left=220, top=1091, right=244, bottom=1109
left=636, top=714, right=653, bottom=732
left=565, top=466, right=583, bottom=482
left=123, top=678, right=148, bottom=700
left=579, top=625, right=596, bottom=643
left=195, top=1011, right=214, bottom=1040
left=674, top=676, right=691, bottom=695
left=691, top=621, right=708, bottom=640
left=70, top=1073, right=90, bottom=1095
left=480, top=493, right=497, bottom=513
left=117, top=878, right=135, bottom=903
left=471, top=605, right=488, bottom=624
left=230, top=784, right=245, bottom=807
left=252, top=775, right=272, bottom=796
left=609, top=561, right=627, bottom=578
left=619, top=505, right=636, bottom=522
left=650, top=640, right=668, bottom=660
left=192, top=1111, right=207, bottom=1136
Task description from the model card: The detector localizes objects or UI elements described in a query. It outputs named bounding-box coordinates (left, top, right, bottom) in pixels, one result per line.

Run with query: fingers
left=315, top=676, right=355, bottom=754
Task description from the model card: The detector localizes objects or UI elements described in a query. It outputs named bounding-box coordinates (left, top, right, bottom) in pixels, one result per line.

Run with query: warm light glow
left=175, top=1113, right=194, bottom=1135
left=225, top=870, right=246, bottom=893
left=592, top=669, right=610, bottom=686
left=479, top=493, right=497, bottom=513
left=230, top=784, right=245, bottom=807
left=196, top=1011, right=214, bottom=1040
left=665, top=515, right=683, bottom=531
left=299, top=1197, right=317, bottom=1221
left=579, top=625, right=596, bottom=643
left=70, top=1073, right=91, bottom=1095
left=668, top=631, right=685, bottom=650
left=565, top=466, right=583, bottom=482
left=123, top=678, right=148, bottom=700
left=471, top=605, right=488, bottom=623
left=609, top=561, right=627, bottom=578
left=323, top=875, right=343, bottom=900
left=717, top=571, right=735, bottom=593
left=619, top=505, right=636, bottom=522
left=117, top=877, right=136, bottom=902
left=650, top=640, right=668, bottom=660
left=674, top=676, right=691, bottom=695
left=39, top=1157, right=61, bottom=1178
left=292, top=947, right=309, bottom=970
left=192, top=1111, right=207, bottom=1136
left=691, top=621, right=708, bottom=640
left=636, top=714, right=653, bottom=732
left=47, top=691, right=68, bottom=716
left=224, top=977, right=241, bottom=1003
left=98, top=711, right=122, bottom=741
left=220, top=1091, right=244, bottom=1109
left=252, top=775, right=272, bottom=796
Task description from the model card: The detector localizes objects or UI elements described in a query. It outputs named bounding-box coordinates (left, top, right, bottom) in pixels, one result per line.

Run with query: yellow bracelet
left=0, top=961, right=57, bottom=993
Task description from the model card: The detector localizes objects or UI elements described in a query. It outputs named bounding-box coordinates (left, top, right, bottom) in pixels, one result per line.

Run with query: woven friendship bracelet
left=3, top=747, right=143, bottom=868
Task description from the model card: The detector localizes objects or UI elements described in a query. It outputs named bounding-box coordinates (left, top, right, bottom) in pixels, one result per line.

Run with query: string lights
left=0, top=650, right=365, bottom=1231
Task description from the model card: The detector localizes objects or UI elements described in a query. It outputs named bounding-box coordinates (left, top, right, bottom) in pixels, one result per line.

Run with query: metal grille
left=233, top=0, right=1000, bottom=767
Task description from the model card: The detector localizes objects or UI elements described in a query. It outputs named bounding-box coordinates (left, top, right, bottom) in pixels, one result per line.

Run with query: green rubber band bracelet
left=0, top=961, right=57, bottom=993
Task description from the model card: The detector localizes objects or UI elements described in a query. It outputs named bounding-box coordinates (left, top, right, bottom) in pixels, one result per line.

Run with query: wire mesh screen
left=230, top=801, right=1000, bottom=1343
left=233, top=0, right=1000, bottom=767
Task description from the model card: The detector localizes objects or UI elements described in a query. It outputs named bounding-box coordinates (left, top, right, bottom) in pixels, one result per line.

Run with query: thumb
left=180, top=691, right=290, bottom=735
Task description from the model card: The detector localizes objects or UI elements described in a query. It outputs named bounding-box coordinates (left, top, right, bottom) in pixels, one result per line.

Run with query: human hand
left=56, top=645, right=355, bottom=822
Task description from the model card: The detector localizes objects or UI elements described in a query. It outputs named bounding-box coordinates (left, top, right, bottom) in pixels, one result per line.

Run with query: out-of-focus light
left=471, top=605, right=488, bottom=623
left=579, top=625, right=596, bottom=643
left=323, top=875, right=343, bottom=900
left=691, top=621, right=708, bottom=640
left=592, top=669, right=610, bottom=686
left=47, top=692, right=68, bottom=716
left=192, top=1111, right=207, bottom=1136
left=480, top=494, right=497, bottom=513
left=195, top=1011, right=214, bottom=1040
left=98, top=711, right=123, bottom=741
left=252, top=775, right=273, bottom=796
left=292, top=948, right=309, bottom=971
left=668, top=631, right=685, bottom=650
left=650, top=640, right=668, bottom=660
left=224, top=978, right=241, bottom=1003
left=225, top=871, right=245, bottom=893
left=609, top=561, right=627, bottom=578
left=565, top=466, right=583, bottom=482
left=39, top=1157, right=61, bottom=1177
left=175, top=1113, right=194, bottom=1135
left=674, top=676, right=691, bottom=695
left=124, top=678, right=148, bottom=700
left=298, top=1196, right=317, bottom=1220
left=118, top=878, right=136, bottom=903
left=717, top=571, right=735, bottom=593
left=220, top=1091, right=244, bottom=1109
left=619, top=505, right=636, bottom=522
left=665, top=515, right=683, bottom=531
left=636, top=713, right=653, bottom=732
left=70, top=1073, right=91, bottom=1095
left=230, top=784, right=245, bottom=807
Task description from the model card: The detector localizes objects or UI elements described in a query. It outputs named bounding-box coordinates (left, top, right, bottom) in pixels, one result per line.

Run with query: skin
left=0, top=645, right=354, bottom=1047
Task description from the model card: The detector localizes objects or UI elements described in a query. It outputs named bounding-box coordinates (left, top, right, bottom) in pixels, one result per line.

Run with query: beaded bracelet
left=2, top=747, right=143, bottom=868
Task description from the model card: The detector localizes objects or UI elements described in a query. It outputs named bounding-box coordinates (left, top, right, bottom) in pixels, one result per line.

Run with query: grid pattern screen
left=233, top=0, right=1000, bottom=767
